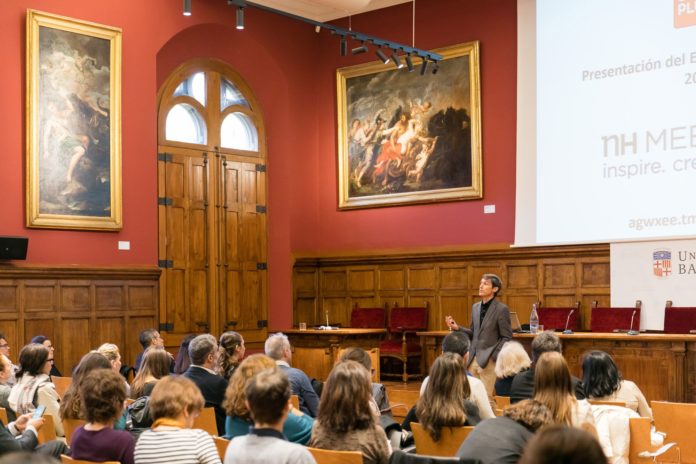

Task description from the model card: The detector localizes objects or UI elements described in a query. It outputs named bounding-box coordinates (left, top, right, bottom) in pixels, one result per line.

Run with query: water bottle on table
left=530, top=304, right=539, bottom=334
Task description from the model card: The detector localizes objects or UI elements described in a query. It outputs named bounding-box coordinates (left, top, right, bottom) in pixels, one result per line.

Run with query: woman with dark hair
left=70, top=369, right=135, bottom=464
left=29, top=336, right=61, bottom=377
left=217, top=331, right=245, bottom=380
left=308, top=360, right=390, bottom=464
left=174, top=334, right=196, bottom=375
left=131, top=348, right=172, bottom=399
left=405, top=352, right=480, bottom=442
left=8, top=344, right=63, bottom=437
left=582, top=350, right=651, bottom=419
left=59, top=351, right=112, bottom=422
left=518, top=425, right=608, bottom=464
left=533, top=352, right=594, bottom=428
left=222, top=354, right=313, bottom=444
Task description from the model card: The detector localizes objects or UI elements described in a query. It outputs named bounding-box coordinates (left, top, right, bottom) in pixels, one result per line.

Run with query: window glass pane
left=165, top=104, right=207, bottom=144
left=221, top=79, right=249, bottom=110
left=220, top=112, right=258, bottom=151
left=174, top=72, right=206, bottom=106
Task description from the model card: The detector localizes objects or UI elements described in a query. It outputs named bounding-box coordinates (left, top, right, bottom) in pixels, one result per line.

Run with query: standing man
left=445, top=273, right=512, bottom=405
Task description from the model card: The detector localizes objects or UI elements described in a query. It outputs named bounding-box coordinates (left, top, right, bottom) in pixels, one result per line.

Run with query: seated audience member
left=222, top=354, right=313, bottom=445
left=419, top=332, right=494, bottom=419
left=70, top=369, right=135, bottom=464
left=29, top=336, right=61, bottom=378
left=264, top=333, right=319, bottom=417
left=59, top=352, right=112, bottom=422
left=218, top=331, right=245, bottom=381
left=8, top=344, right=63, bottom=437
left=582, top=350, right=652, bottom=419
left=134, top=376, right=221, bottom=464
left=534, top=352, right=594, bottom=428
left=518, top=425, right=608, bottom=464
left=0, top=411, right=67, bottom=458
left=457, top=399, right=553, bottom=464
left=494, top=341, right=531, bottom=396
left=131, top=348, right=172, bottom=398
left=0, top=355, right=17, bottom=422
left=135, top=329, right=173, bottom=372
left=0, top=334, right=17, bottom=386
left=309, top=361, right=390, bottom=464
left=183, top=334, right=228, bottom=436
left=174, top=334, right=197, bottom=375
left=403, top=352, right=481, bottom=439
left=510, top=331, right=585, bottom=403
left=97, top=342, right=131, bottom=397
left=225, top=368, right=316, bottom=464
left=339, top=348, right=391, bottom=416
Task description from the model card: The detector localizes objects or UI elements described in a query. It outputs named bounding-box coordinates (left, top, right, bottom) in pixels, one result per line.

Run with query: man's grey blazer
left=458, top=298, right=513, bottom=369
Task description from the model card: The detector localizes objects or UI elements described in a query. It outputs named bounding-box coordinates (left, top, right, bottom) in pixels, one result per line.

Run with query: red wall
left=0, top=0, right=517, bottom=329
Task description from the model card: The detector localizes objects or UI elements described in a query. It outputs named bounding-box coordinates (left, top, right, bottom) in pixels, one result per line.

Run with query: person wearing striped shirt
left=134, top=375, right=221, bottom=464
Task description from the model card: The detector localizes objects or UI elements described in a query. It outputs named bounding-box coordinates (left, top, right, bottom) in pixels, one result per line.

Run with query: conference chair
left=588, top=400, right=627, bottom=407
left=192, top=407, right=217, bottom=436
left=0, top=408, right=8, bottom=425
left=38, top=414, right=58, bottom=444
left=494, top=395, right=510, bottom=416
left=652, top=401, right=696, bottom=463
left=350, top=304, right=387, bottom=329
left=411, top=422, right=474, bottom=457
left=308, top=447, right=363, bottom=464
left=61, top=457, right=118, bottom=464
left=52, top=376, right=72, bottom=399
left=629, top=416, right=678, bottom=464
left=380, top=303, right=428, bottom=382
left=291, top=394, right=300, bottom=410
left=387, top=388, right=420, bottom=423
left=664, top=300, right=696, bottom=334
left=537, top=301, right=580, bottom=332
left=62, top=418, right=86, bottom=445
left=214, top=436, right=230, bottom=461
left=590, top=300, right=642, bottom=333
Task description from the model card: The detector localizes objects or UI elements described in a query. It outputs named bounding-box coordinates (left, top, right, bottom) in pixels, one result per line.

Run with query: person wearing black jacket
left=0, top=414, right=67, bottom=458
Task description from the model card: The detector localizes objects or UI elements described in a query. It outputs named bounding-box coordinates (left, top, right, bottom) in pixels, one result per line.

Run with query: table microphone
left=627, top=309, right=639, bottom=336
left=563, top=309, right=575, bottom=334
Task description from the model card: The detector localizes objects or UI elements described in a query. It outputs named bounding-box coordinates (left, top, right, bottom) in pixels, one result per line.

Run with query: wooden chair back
left=291, top=394, right=300, bottom=410
left=629, top=417, right=655, bottom=464
left=61, top=456, right=119, bottom=464
left=38, top=414, right=58, bottom=444
left=653, top=400, right=696, bottom=463
left=387, top=388, right=420, bottom=422
left=214, top=436, right=230, bottom=461
left=62, top=418, right=86, bottom=445
left=192, top=407, right=217, bottom=436
left=52, top=376, right=72, bottom=399
left=411, top=422, right=474, bottom=457
left=588, top=400, right=627, bottom=407
left=494, top=395, right=510, bottom=416
left=308, top=447, right=363, bottom=464
left=0, top=408, right=8, bottom=425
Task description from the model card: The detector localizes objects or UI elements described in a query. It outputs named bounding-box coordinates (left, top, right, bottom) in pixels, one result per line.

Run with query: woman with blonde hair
left=222, top=354, right=313, bottom=444
left=406, top=352, right=480, bottom=442
left=97, top=343, right=130, bottom=397
left=494, top=341, right=531, bottom=396
left=309, top=360, right=390, bottom=464
left=130, top=348, right=171, bottom=399
left=134, top=376, right=220, bottom=464
left=217, top=331, right=245, bottom=380
left=533, top=352, right=594, bottom=427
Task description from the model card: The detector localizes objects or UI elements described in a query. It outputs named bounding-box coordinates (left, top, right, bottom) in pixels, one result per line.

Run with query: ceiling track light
left=405, top=54, right=414, bottom=72
left=340, top=36, right=347, bottom=57
left=352, top=41, right=368, bottom=55
left=420, top=58, right=429, bottom=75
left=432, top=61, right=440, bottom=75
left=183, top=0, right=191, bottom=16
left=391, top=51, right=404, bottom=69
left=236, top=6, right=245, bottom=30
left=375, top=48, right=390, bottom=65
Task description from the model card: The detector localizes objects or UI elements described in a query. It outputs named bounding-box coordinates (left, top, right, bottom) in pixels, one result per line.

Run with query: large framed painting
left=26, top=10, right=122, bottom=230
left=337, top=41, right=482, bottom=209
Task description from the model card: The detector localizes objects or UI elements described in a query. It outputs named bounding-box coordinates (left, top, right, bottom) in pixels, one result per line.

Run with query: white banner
left=611, top=239, right=696, bottom=330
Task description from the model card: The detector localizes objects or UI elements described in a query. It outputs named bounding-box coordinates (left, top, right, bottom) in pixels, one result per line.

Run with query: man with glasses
left=29, top=336, right=62, bottom=377
left=134, top=329, right=172, bottom=372
left=0, top=335, right=16, bottom=386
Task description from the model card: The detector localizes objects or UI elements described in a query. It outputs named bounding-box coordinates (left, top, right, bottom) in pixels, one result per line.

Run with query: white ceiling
left=250, top=0, right=412, bottom=22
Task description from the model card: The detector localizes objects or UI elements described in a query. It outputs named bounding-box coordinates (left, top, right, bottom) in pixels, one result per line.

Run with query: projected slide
left=535, top=0, right=696, bottom=244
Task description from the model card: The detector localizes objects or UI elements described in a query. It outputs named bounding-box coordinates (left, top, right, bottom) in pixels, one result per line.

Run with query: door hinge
left=158, top=322, right=174, bottom=332
left=256, top=262, right=268, bottom=270
left=158, top=260, right=174, bottom=269
left=158, top=197, right=173, bottom=206
left=255, top=164, right=266, bottom=172
left=157, top=152, right=172, bottom=162
left=257, top=320, right=268, bottom=328
left=256, top=205, right=267, bottom=214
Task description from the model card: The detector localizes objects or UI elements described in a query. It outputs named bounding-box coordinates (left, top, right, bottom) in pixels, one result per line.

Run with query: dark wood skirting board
left=293, top=243, right=610, bottom=333
left=0, top=264, right=160, bottom=374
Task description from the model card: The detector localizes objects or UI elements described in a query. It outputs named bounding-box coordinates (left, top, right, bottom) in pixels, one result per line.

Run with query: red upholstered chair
left=350, top=305, right=386, bottom=328
left=379, top=303, right=428, bottom=383
left=664, top=300, right=696, bottom=334
left=538, top=301, right=580, bottom=332
left=590, top=300, right=641, bottom=333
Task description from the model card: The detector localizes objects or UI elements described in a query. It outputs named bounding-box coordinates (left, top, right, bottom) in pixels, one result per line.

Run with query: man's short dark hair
left=188, top=334, right=217, bottom=365
left=442, top=332, right=470, bottom=356
left=531, top=331, right=562, bottom=362
left=245, top=368, right=290, bottom=425
left=139, top=329, right=159, bottom=349
left=482, top=273, right=502, bottom=296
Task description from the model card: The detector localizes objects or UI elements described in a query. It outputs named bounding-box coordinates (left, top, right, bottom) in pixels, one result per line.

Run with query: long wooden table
left=285, top=328, right=386, bottom=381
left=418, top=331, right=696, bottom=403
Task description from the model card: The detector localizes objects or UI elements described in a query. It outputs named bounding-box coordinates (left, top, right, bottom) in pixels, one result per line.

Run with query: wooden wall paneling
left=378, top=267, right=405, bottom=292
left=407, top=265, right=437, bottom=291
left=0, top=281, right=18, bottom=313
left=0, top=313, right=20, bottom=363
left=543, top=262, right=577, bottom=288
left=294, top=298, right=317, bottom=327
left=95, top=284, right=124, bottom=311
left=24, top=281, right=56, bottom=313
left=687, top=343, right=696, bottom=403
left=439, top=293, right=469, bottom=331
left=126, top=315, right=159, bottom=367
left=380, top=294, right=405, bottom=310
left=505, top=294, right=539, bottom=325
left=96, top=317, right=126, bottom=357
left=348, top=268, right=376, bottom=293
left=506, top=262, right=538, bottom=290
left=23, top=318, right=55, bottom=346
left=322, top=297, right=350, bottom=327
left=60, top=282, right=91, bottom=312
left=439, top=263, right=467, bottom=291
left=59, top=318, right=91, bottom=374
left=321, top=269, right=348, bottom=294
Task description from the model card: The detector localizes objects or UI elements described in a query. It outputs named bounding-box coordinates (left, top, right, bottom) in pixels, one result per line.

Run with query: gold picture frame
left=26, top=10, right=122, bottom=230
left=337, top=41, right=482, bottom=209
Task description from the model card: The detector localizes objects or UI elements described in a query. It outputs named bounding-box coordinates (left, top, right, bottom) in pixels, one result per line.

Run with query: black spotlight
left=375, top=48, right=389, bottom=64
left=391, top=51, right=404, bottom=69
left=340, top=36, right=347, bottom=56
left=405, top=53, right=414, bottom=72
left=432, top=61, right=440, bottom=75
left=352, top=41, right=368, bottom=54
left=420, top=58, right=429, bottom=75
left=236, top=7, right=244, bottom=30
